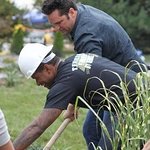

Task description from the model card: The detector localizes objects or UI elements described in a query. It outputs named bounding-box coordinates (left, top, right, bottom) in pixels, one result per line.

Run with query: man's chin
left=44, top=85, right=50, bottom=89
left=44, top=83, right=52, bottom=89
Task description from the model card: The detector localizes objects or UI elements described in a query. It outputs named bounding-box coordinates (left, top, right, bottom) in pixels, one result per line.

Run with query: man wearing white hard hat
left=14, top=43, right=142, bottom=150
left=18, top=44, right=55, bottom=79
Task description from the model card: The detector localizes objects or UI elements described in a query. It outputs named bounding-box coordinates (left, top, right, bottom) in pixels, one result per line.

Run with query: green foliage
left=4, top=63, right=21, bottom=87
left=105, top=1, right=150, bottom=49
left=0, top=77, right=86, bottom=149
left=0, top=0, right=22, bottom=38
left=28, top=144, right=43, bottom=150
left=34, top=0, right=42, bottom=8
left=76, top=63, right=150, bottom=149
left=11, top=29, right=25, bottom=54
left=0, top=0, right=18, bottom=17
left=53, top=32, right=64, bottom=57
left=77, top=0, right=102, bottom=9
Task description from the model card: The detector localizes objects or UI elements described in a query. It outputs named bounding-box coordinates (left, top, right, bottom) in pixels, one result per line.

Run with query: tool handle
left=43, top=118, right=71, bottom=150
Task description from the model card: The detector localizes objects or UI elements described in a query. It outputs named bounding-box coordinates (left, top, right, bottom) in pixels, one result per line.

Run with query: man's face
left=32, top=64, right=56, bottom=89
left=47, top=8, right=77, bottom=35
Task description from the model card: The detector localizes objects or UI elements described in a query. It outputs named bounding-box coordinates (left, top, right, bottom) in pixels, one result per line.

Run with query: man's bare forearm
left=13, top=120, right=44, bottom=150
left=13, top=109, right=62, bottom=150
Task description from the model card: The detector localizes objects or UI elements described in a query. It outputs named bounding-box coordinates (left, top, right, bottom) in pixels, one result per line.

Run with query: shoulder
left=75, top=5, right=118, bottom=34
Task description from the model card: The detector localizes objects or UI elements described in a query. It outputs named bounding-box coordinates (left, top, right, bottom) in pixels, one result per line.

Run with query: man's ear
left=69, top=8, right=76, bottom=17
left=44, top=64, right=52, bottom=71
left=44, top=64, right=55, bottom=74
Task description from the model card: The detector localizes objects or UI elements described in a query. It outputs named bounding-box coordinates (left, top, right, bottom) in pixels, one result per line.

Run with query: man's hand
left=63, top=104, right=79, bottom=121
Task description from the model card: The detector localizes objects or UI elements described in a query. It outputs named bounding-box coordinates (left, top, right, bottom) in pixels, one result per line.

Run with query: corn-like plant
left=4, top=63, right=21, bottom=87
left=75, top=61, right=150, bottom=150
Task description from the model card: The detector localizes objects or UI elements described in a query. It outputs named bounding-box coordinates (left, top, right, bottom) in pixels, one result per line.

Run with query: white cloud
left=12, top=0, right=35, bottom=9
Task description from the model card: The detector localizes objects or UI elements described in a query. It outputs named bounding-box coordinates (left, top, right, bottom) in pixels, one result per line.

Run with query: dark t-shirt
left=44, top=54, right=137, bottom=110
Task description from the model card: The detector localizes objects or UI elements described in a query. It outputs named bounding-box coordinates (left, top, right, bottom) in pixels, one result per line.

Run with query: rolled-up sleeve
left=0, top=109, right=10, bottom=146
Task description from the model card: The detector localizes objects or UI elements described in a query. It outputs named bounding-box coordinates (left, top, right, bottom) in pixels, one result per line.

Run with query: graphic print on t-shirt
left=72, top=54, right=96, bottom=74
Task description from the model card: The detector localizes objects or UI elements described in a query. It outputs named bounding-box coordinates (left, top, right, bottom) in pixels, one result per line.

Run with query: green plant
left=75, top=63, right=150, bottom=149
left=4, top=63, right=21, bottom=87
left=53, top=31, right=64, bottom=57
left=28, top=144, right=43, bottom=150
left=0, top=78, right=87, bottom=149
left=11, top=26, right=25, bottom=54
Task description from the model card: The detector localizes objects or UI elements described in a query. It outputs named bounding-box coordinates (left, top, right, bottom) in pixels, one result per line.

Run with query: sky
left=12, top=0, right=35, bottom=9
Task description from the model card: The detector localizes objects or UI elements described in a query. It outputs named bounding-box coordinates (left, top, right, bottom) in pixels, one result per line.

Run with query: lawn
left=0, top=78, right=87, bottom=150
left=1, top=53, right=150, bottom=149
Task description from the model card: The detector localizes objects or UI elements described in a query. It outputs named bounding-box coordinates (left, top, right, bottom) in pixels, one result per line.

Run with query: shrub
left=4, top=63, right=21, bottom=87
left=53, top=31, right=64, bottom=57
left=11, top=24, right=26, bottom=55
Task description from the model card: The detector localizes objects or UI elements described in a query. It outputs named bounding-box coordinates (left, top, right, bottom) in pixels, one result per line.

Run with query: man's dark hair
left=42, top=0, right=77, bottom=15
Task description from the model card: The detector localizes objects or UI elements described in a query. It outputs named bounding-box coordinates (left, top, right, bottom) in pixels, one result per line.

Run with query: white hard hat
left=18, top=43, right=55, bottom=78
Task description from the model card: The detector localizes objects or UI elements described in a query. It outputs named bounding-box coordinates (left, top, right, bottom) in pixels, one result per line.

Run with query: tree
left=53, top=32, right=64, bottom=57
left=11, top=24, right=26, bottom=54
left=34, top=0, right=42, bottom=8
left=0, top=0, right=22, bottom=39
left=0, top=0, right=18, bottom=38
left=76, top=0, right=101, bottom=9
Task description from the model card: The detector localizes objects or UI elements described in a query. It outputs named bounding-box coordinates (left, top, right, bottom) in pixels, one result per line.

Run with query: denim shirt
left=70, top=4, right=144, bottom=71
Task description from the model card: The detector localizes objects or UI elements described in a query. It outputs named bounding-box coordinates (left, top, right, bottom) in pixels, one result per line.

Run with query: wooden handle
left=43, top=118, right=72, bottom=150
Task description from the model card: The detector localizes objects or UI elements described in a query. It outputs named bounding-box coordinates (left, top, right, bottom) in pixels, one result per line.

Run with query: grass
left=1, top=54, right=150, bottom=150
left=0, top=78, right=87, bottom=150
